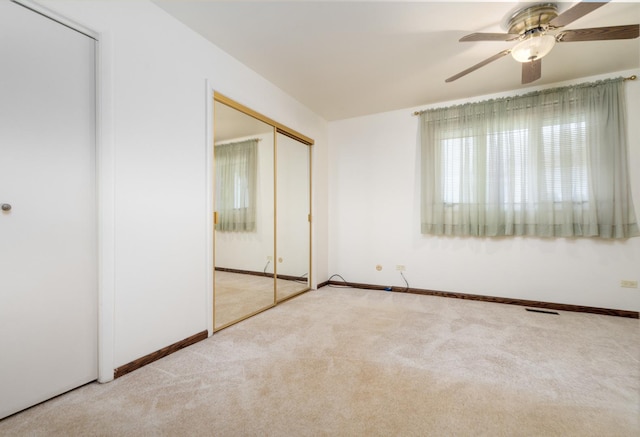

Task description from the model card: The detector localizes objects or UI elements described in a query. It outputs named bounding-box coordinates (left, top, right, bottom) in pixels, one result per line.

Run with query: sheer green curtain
left=215, top=139, right=258, bottom=232
left=420, top=78, right=639, bottom=238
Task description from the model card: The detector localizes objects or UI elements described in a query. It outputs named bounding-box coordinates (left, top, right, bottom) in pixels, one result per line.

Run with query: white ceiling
left=153, top=1, right=640, bottom=121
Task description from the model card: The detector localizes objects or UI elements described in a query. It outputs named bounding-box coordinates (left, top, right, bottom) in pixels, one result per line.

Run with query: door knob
left=1, top=203, right=11, bottom=211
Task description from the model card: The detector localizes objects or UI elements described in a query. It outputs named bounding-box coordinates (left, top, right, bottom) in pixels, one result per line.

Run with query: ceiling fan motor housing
left=507, top=3, right=559, bottom=36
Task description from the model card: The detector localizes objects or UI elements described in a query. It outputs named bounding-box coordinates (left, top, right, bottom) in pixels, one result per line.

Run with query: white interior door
left=0, top=1, right=98, bottom=419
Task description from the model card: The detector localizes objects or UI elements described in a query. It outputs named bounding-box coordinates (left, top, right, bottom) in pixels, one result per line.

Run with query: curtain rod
left=215, top=138, right=263, bottom=146
left=411, top=74, right=637, bottom=116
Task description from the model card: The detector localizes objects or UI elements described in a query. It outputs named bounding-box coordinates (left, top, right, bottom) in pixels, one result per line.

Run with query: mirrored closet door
left=275, top=132, right=311, bottom=302
left=213, top=94, right=313, bottom=331
left=213, top=99, right=275, bottom=330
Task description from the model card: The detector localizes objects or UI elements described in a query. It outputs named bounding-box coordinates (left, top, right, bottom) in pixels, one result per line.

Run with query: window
left=420, top=78, right=638, bottom=238
left=215, top=139, right=258, bottom=232
left=440, top=121, right=588, bottom=205
left=541, top=121, right=590, bottom=203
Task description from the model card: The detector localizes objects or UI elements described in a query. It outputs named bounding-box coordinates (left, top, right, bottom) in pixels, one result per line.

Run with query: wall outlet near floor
left=620, top=280, right=638, bottom=288
left=396, top=265, right=406, bottom=272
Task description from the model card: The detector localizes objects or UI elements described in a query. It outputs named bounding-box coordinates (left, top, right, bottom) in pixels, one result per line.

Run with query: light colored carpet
left=1, top=287, right=638, bottom=436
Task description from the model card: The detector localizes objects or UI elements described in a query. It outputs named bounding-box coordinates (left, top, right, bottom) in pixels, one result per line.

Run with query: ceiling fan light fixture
left=511, top=34, right=556, bottom=63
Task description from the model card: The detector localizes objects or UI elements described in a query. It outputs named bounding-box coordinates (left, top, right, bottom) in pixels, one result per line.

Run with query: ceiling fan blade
left=445, top=50, right=511, bottom=83
left=460, top=32, right=519, bottom=42
left=522, top=59, right=542, bottom=84
left=549, top=1, right=609, bottom=28
left=556, top=24, right=640, bottom=42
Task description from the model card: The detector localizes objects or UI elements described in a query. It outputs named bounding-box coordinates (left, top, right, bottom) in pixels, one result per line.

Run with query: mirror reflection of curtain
left=215, top=139, right=258, bottom=232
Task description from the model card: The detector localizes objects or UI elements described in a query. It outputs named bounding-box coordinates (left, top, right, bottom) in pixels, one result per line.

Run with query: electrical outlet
left=396, top=265, right=406, bottom=272
left=620, top=280, right=638, bottom=288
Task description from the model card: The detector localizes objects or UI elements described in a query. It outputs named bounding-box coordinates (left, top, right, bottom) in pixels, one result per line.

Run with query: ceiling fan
left=445, top=1, right=639, bottom=84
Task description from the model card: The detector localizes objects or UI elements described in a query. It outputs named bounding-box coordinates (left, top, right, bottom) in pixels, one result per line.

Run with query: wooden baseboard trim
left=215, top=267, right=307, bottom=283
left=216, top=267, right=271, bottom=278
left=326, top=281, right=639, bottom=319
left=114, top=330, right=209, bottom=379
left=316, top=280, right=330, bottom=289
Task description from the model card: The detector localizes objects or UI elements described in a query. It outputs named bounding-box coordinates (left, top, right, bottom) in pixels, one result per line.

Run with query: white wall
left=39, top=0, right=329, bottom=370
left=329, top=70, right=640, bottom=312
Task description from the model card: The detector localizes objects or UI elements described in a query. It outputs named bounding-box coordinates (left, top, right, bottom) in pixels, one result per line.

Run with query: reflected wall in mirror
left=214, top=100, right=275, bottom=330
left=276, top=133, right=311, bottom=302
